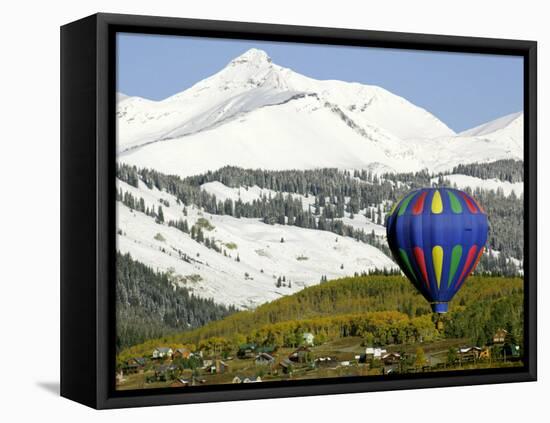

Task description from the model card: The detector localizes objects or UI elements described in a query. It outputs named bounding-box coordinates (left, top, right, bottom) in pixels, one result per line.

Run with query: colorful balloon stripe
left=413, top=246, right=430, bottom=291
left=398, top=192, right=416, bottom=216
left=398, top=248, right=417, bottom=283
left=455, top=245, right=479, bottom=289
left=447, top=245, right=462, bottom=288
left=432, top=245, right=443, bottom=288
left=431, top=190, right=443, bottom=214
left=388, top=200, right=399, bottom=216
left=472, top=247, right=485, bottom=274
left=471, top=197, right=486, bottom=213
left=447, top=191, right=462, bottom=214
left=460, top=192, right=478, bottom=214
left=412, top=191, right=428, bottom=215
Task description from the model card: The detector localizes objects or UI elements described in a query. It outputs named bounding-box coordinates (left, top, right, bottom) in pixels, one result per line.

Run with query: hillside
left=118, top=273, right=523, bottom=361
left=116, top=166, right=398, bottom=309
left=116, top=162, right=524, bottom=311
left=116, top=252, right=237, bottom=351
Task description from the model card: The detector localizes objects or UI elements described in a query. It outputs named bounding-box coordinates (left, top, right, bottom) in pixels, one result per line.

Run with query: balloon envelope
left=386, top=188, right=488, bottom=313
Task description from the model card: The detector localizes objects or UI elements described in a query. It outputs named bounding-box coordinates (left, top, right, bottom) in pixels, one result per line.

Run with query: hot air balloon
left=386, top=188, right=488, bottom=326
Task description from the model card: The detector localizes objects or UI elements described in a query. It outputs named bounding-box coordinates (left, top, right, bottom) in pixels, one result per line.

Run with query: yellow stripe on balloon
left=432, top=245, right=444, bottom=288
left=389, top=201, right=398, bottom=216
left=431, top=190, right=443, bottom=214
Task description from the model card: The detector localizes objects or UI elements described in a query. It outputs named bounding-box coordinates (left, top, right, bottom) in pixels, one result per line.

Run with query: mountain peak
left=459, top=111, right=523, bottom=137
left=229, top=48, right=272, bottom=66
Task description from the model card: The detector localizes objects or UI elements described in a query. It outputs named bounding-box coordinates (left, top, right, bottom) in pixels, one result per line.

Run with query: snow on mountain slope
left=119, top=93, right=425, bottom=176
left=431, top=174, right=523, bottom=197
left=117, top=179, right=396, bottom=308
left=407, top=113, right=523, bottom=172
left=413, top=112, right=524, bottom=172
left=459, top=111, right=523, bottom=137
left=200, top=181, right=387, bottom=236
left=340, top=214, right=387, bottom=237
left=117, top=92, right=130, bottom=103
left=201, top=181, right=316, bottom=209
left=407, top=131, right=523, bottom=173
left=117, top=48, right=522, bottom=177
left=117, top=48, right=454, bottom=152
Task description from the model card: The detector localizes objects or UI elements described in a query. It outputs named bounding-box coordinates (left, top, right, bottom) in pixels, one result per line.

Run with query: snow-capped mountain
left=459, top=111, right=523, bottom=137
left=117, top=48, right=454, bottom=154
left=116, top=48, right=522, bottom=178
left=405, top=111, right=523, bottom=173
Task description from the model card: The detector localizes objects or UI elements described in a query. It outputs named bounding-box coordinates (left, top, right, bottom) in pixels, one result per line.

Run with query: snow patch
left=433, top=174, right=523, bottom=197
left=117, top=179, right=397, bottom=309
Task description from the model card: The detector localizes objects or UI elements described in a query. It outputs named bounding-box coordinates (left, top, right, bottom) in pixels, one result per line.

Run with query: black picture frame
left=60, top=12, right=537, bottom=409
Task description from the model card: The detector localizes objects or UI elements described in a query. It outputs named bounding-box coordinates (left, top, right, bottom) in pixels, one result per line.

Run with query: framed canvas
left=60, top=13, right=537, bottom=409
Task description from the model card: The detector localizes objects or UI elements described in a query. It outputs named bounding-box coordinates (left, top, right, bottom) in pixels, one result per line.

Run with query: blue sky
left=117, top=33, right=523, bottom=132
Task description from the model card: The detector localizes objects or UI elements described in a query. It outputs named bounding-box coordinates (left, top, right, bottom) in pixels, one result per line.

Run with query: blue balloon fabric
left=386, top=188, right=488, bottom=313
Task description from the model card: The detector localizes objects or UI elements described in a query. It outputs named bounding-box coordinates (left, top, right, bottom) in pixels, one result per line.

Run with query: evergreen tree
left=156, top=205, right=164, bottom=223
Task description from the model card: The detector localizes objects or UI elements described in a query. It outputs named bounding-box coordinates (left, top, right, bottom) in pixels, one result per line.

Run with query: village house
left=314, top=356, right=335, bottom=368
left=154, top=363, right=177, bottom=381
left=256, top=345, right=277, bottom=354
left=255, top=352, right=275, bottom=366
left=279, top=358, right=293, bottom=374
left=382, top=352, right=402, bottom=365
left=152, top=347, right=173, bottom=359
left=365, top=347, right=387, bottom=360
left=122, top=357, right=146, bottom=374
left=232, top=375, right=262, bottom=383
left=237, top=343, right=257, bottom=359
left=204, top=359, right=228, bottom=374
left=459, top=346, right=482, bottom=361
left=382, top=352, right=402, bottom=372
left=288, top=345, right=312, bottom=363
left=493, top=328, right=510, bottom=344
left=132, top=357, right=147, bottom=367
left=173, top=347, right=191, bottom=360
left=302, top=332, right=315, bottom=346
left=122, top=362, right=139, bottom=375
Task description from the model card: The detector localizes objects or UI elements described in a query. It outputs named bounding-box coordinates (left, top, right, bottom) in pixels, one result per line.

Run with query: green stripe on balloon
left=447, top=244, right=463, bottom=288
left=447, top=191, right=463, bottom=214
left=399, top=248, right=418, bottom=284
left=398, top=192, right=416, bottom=216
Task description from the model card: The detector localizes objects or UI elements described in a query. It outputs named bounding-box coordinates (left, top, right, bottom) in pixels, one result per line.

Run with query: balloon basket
left=431, top=302, right=448, bottom=313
